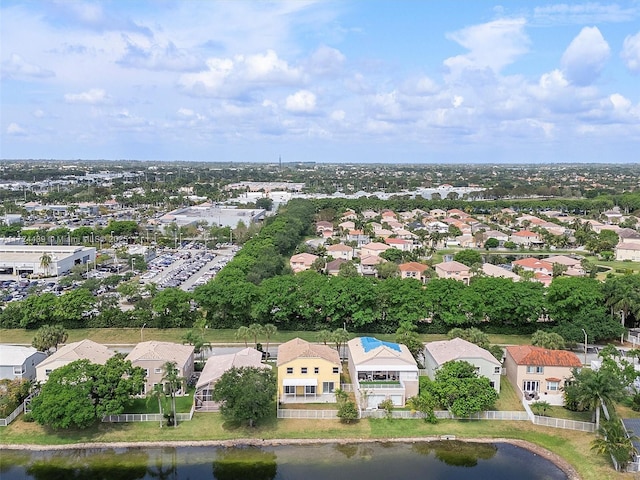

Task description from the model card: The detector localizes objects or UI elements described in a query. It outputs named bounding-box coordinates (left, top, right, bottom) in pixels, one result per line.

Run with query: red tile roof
left=506, top=345, right=582, bottom=367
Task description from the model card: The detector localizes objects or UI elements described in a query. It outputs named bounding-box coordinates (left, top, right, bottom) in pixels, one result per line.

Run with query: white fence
left=0, top=403, right=24, bottom=427
left=532, top=415, right=595, bottom=432
left=278, top=409, right=529, bottom=421
left=103, top=404, right=195, bottom=423
left=277, top=409, right=339, bottom=419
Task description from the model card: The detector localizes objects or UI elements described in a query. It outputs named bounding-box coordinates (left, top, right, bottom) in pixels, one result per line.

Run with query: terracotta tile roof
left=506, top=345, right=581, bottom=367
left=399, top=261, right=428, bottom=273
left=277, top=338, right=340, bottom=366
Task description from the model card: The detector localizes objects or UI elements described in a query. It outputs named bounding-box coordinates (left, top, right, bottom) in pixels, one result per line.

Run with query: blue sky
left=1, top=0, right=639, bottom=164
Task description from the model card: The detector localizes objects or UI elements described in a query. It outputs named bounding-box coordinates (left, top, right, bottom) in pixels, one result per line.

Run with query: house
left=424, top=338, right=501, bottom=392
left=338, top=220, right=355, bottom=231
left=346, top=229, right=370, bottom=247
left=384, top=237, right=413, bottom=251
left=481, top=263, right=521, bottom=281
left=360, top=242, right=390, bottom=257
left=359, top=254, right=386, bottom=276
left=399, top=262, right=429, bottom=283
left=315, top=221, right=333, bottom=234
left=546, top=255, right=584, bottom=276
left=362, top=209, right=378, bottom=220
left=194, top=347, right=269, bottom=411
left=481, top=230, right=509, bottom=246
left=289, top=253, right=319, bottom=273
left=0, top=346, right=47, bottom=381
left=126, top=341, right=195, bottom=396
left=504, top=345, right=581, bottom=405
left=341, top=209, right=357, bottom=220
left=326, top=243, right=353, bottom=260
left=277, top=338, right=341, bottom=403
left=616, top=242, right=640, bottom=262
left=326, top=258, right=348, bottom=276
left=618, top=228, right=640, bottom=243
left=512, top=257, right=553, bottom=276
left=510, top=230, right=543, bottom=246
left=347, top=337, right=419, bottom=408
left=434, top=260, right=472, bottom=285
left=36, top=340, right=114, bottom=383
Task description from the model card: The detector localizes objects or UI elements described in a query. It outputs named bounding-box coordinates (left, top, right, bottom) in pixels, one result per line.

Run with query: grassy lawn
left=0, top=328, right=532, bottom=346
left=127, top=388, right=195, bottom=414
left=0, top=413, right=626, bottom=480
left=494, top=379, right=524, bottom=411
left=536, top=405, right=592, bottom=422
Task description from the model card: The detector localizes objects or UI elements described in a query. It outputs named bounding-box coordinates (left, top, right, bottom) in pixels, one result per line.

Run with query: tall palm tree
left=262, top=323, right=277, bottom=359
left=574, top=368, right=623, bottom=430
left=146, top=383, right=166, bottom=429
left=39, top=252, right=52, bottom=277
left=161, top=361, right=183, bottom=429
left=316, top=329, right=333, bottom=345
left=332, top=328, right=350, bottom=360
left=235, top=326, right=250, bottom=347
left=248, top=323, right=264, bottom=349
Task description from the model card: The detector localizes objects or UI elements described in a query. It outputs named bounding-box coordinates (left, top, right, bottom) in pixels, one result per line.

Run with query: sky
left=1, top=1, right=640, bottom=164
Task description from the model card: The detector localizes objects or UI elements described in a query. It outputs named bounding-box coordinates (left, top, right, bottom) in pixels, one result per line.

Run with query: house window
left=13, top=366, right=25, bottom=375
left=45, top=369, right=52, bottom=376
left=305, top=385, right=316, bottom=395
left=526, top=366, right=544, bottom=374
left=284, top=385, right=295, bottom=394
left=333, top=367, right=339, bottom=374
left=286, top=367, right=293, bottom=374
left=547, top=381, right=560, bottom=391
left=523, top=380, right=540, bottom=392
left=143, top=369, right=149, bottom=377
left=314, top=367, right=319, bottom=374
left=301, top=367, right=308, bottom=374
left=323, top=382, right=335, bottom=393
left=494, top=367, right=501, bottom=374
left=154, top=368, right=162, bottom=374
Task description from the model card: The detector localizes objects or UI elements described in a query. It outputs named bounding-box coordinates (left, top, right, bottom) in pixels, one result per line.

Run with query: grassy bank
left=0, top=413, right=623, bottom=480
left=0, top=328, right=532, bottom=346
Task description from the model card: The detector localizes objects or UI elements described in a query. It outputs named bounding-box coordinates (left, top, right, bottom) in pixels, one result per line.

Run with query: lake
left=0, top=441, right=568, bottom=479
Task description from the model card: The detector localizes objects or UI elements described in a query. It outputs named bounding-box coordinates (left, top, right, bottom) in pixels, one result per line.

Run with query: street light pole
left=141, top=323, right=146, bottom=342
left=581, top=328, right=587, bottom=366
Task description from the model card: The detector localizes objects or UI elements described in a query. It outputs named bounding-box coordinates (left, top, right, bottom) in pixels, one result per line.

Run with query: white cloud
left=330, top=109, right=346, bottom=121
left=7, top=123, right=27, bottom=135
left=561, top=27, right=610, bottom=85
left=117, top=36, right=202, bottom=71
left=621, top=31, right=640, bottom=73
left=285, top=90, right=316, bottom=113
left=533, top=3, right=637, bottom=25
left=64, top=88, right=109, bottom=104
left=1, top=54, right=54, bottom=79
left=452, top=95, right=464, bottom=108
left=33, top=109, right=46, bottom=118
left=444, top=18, right=529, bottom=76
left=178, top=50, right=302, bottom=97
left=307, top=45, right=345, bottom=76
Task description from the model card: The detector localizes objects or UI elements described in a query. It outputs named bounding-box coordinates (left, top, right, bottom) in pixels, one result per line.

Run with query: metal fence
left=532, top=415, right=595, bottom=432
left=0, top=403, right=24, bottom=427
left=277, top=409, right=339, bottom=419
left=103, top=404, right=195, bottom=423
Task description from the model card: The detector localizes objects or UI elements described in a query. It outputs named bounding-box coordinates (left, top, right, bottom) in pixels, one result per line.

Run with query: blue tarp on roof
left=361, top=336, right=401, bottom=353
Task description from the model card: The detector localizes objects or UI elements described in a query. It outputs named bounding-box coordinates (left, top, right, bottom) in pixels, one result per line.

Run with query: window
left=143, top=368, right=149, bottom=377
left=13, top=366, right=25, bottom=375
left=494, top=367, right=501, bottom=374
left=154, top=368, right=162, bottom=374
left=333, top=367, right=339, bottom=374
left=314, top=367, right=319, bottom=374
left=547, top=381, right=559, bottom=392
left=286, top=367, right=293, bottom=374
left=301, top=367, right=308, bottom=374
left=305, top=385, right=316, bottom=395
left=523, top=380, right=540, bottom=392
left=284, top=385, right=295, bottom=394
left=45, top=369, right=52, bottom=376
left=526, top=366, right=544, bottom=374
left=323, top=382, right=335, bottom=393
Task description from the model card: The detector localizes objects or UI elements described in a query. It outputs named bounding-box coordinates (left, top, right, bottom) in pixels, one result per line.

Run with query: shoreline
left=0, top=437, right=580, bottom=479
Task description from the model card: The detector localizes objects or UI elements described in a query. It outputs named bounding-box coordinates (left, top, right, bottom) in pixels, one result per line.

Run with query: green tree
left=483, top=238, right=499, bottom=249
left=39, top=252, right=52, bottom=277
left=454, top=249, right=482, bottom=267
left=235, top=326, right=250, bottom=347
left=31, top=324, right=68, bottom=354
left=212, top=366, right=276, bottom=427
left=332, top=328, right=350, bottom=360
left=570, top=367, right=623, bottom=429
left=146, top=383, right=166, bottom=428
left=429, top=360, right=498, bottom=417
left=531, top=330, right=566, bottom=350
left=591, top=419, right=639, bottom=471
left=262, top=323, right=277, bottom=358
left=406, top=389, right=437, bottom=423
left=395, top=321, right=424, bottom=366
left=316, top=329, right=333, bottom=345
left=30, top=356, right=145, bottom=430
left=161, top=361, right=184, bottom=428
left=248, top=323, right=264, bottom=348
left=151, top=287, right=195, bottom=328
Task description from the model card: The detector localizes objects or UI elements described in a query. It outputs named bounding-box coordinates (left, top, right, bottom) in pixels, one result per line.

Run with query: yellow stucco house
left=277, top=338, right=341, bottom=403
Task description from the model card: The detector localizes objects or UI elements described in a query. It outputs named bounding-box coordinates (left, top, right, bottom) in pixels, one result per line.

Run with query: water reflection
left=212, top=447, right=277, bottom=480
left=412, top=440, right=498, bottom=467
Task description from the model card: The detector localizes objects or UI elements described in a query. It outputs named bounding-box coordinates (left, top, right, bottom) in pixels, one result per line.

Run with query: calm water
left=0, top=441, right=567, bottom=480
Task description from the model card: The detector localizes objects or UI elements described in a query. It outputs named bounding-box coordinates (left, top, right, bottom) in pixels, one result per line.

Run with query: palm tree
left=161, top=361, right=183, bottom=429
left=146, top=383, right=166, bottom=428
left=316, top=329, right=333, bottom=345
left=332, top=328, right=350, bottom=360
left=248, top=323, right=264, bottom=349
left=39, top=252, right=52, bottom=277
left=574, top=368, right=623, bottom=430
left=591, top=419, right=639, bottom=471
left=262, top=323, right=277, bottom=359
left=235, top=326, right=250, bottom=347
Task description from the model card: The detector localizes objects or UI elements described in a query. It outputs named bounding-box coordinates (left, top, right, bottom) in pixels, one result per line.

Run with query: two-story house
left=0, top=346, right=47, bottom=381
left=277, top=338, right=341, bottom=403
left=36, top=340, right=114, bottom=383
left=126, top=341, right=194, bottom=396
